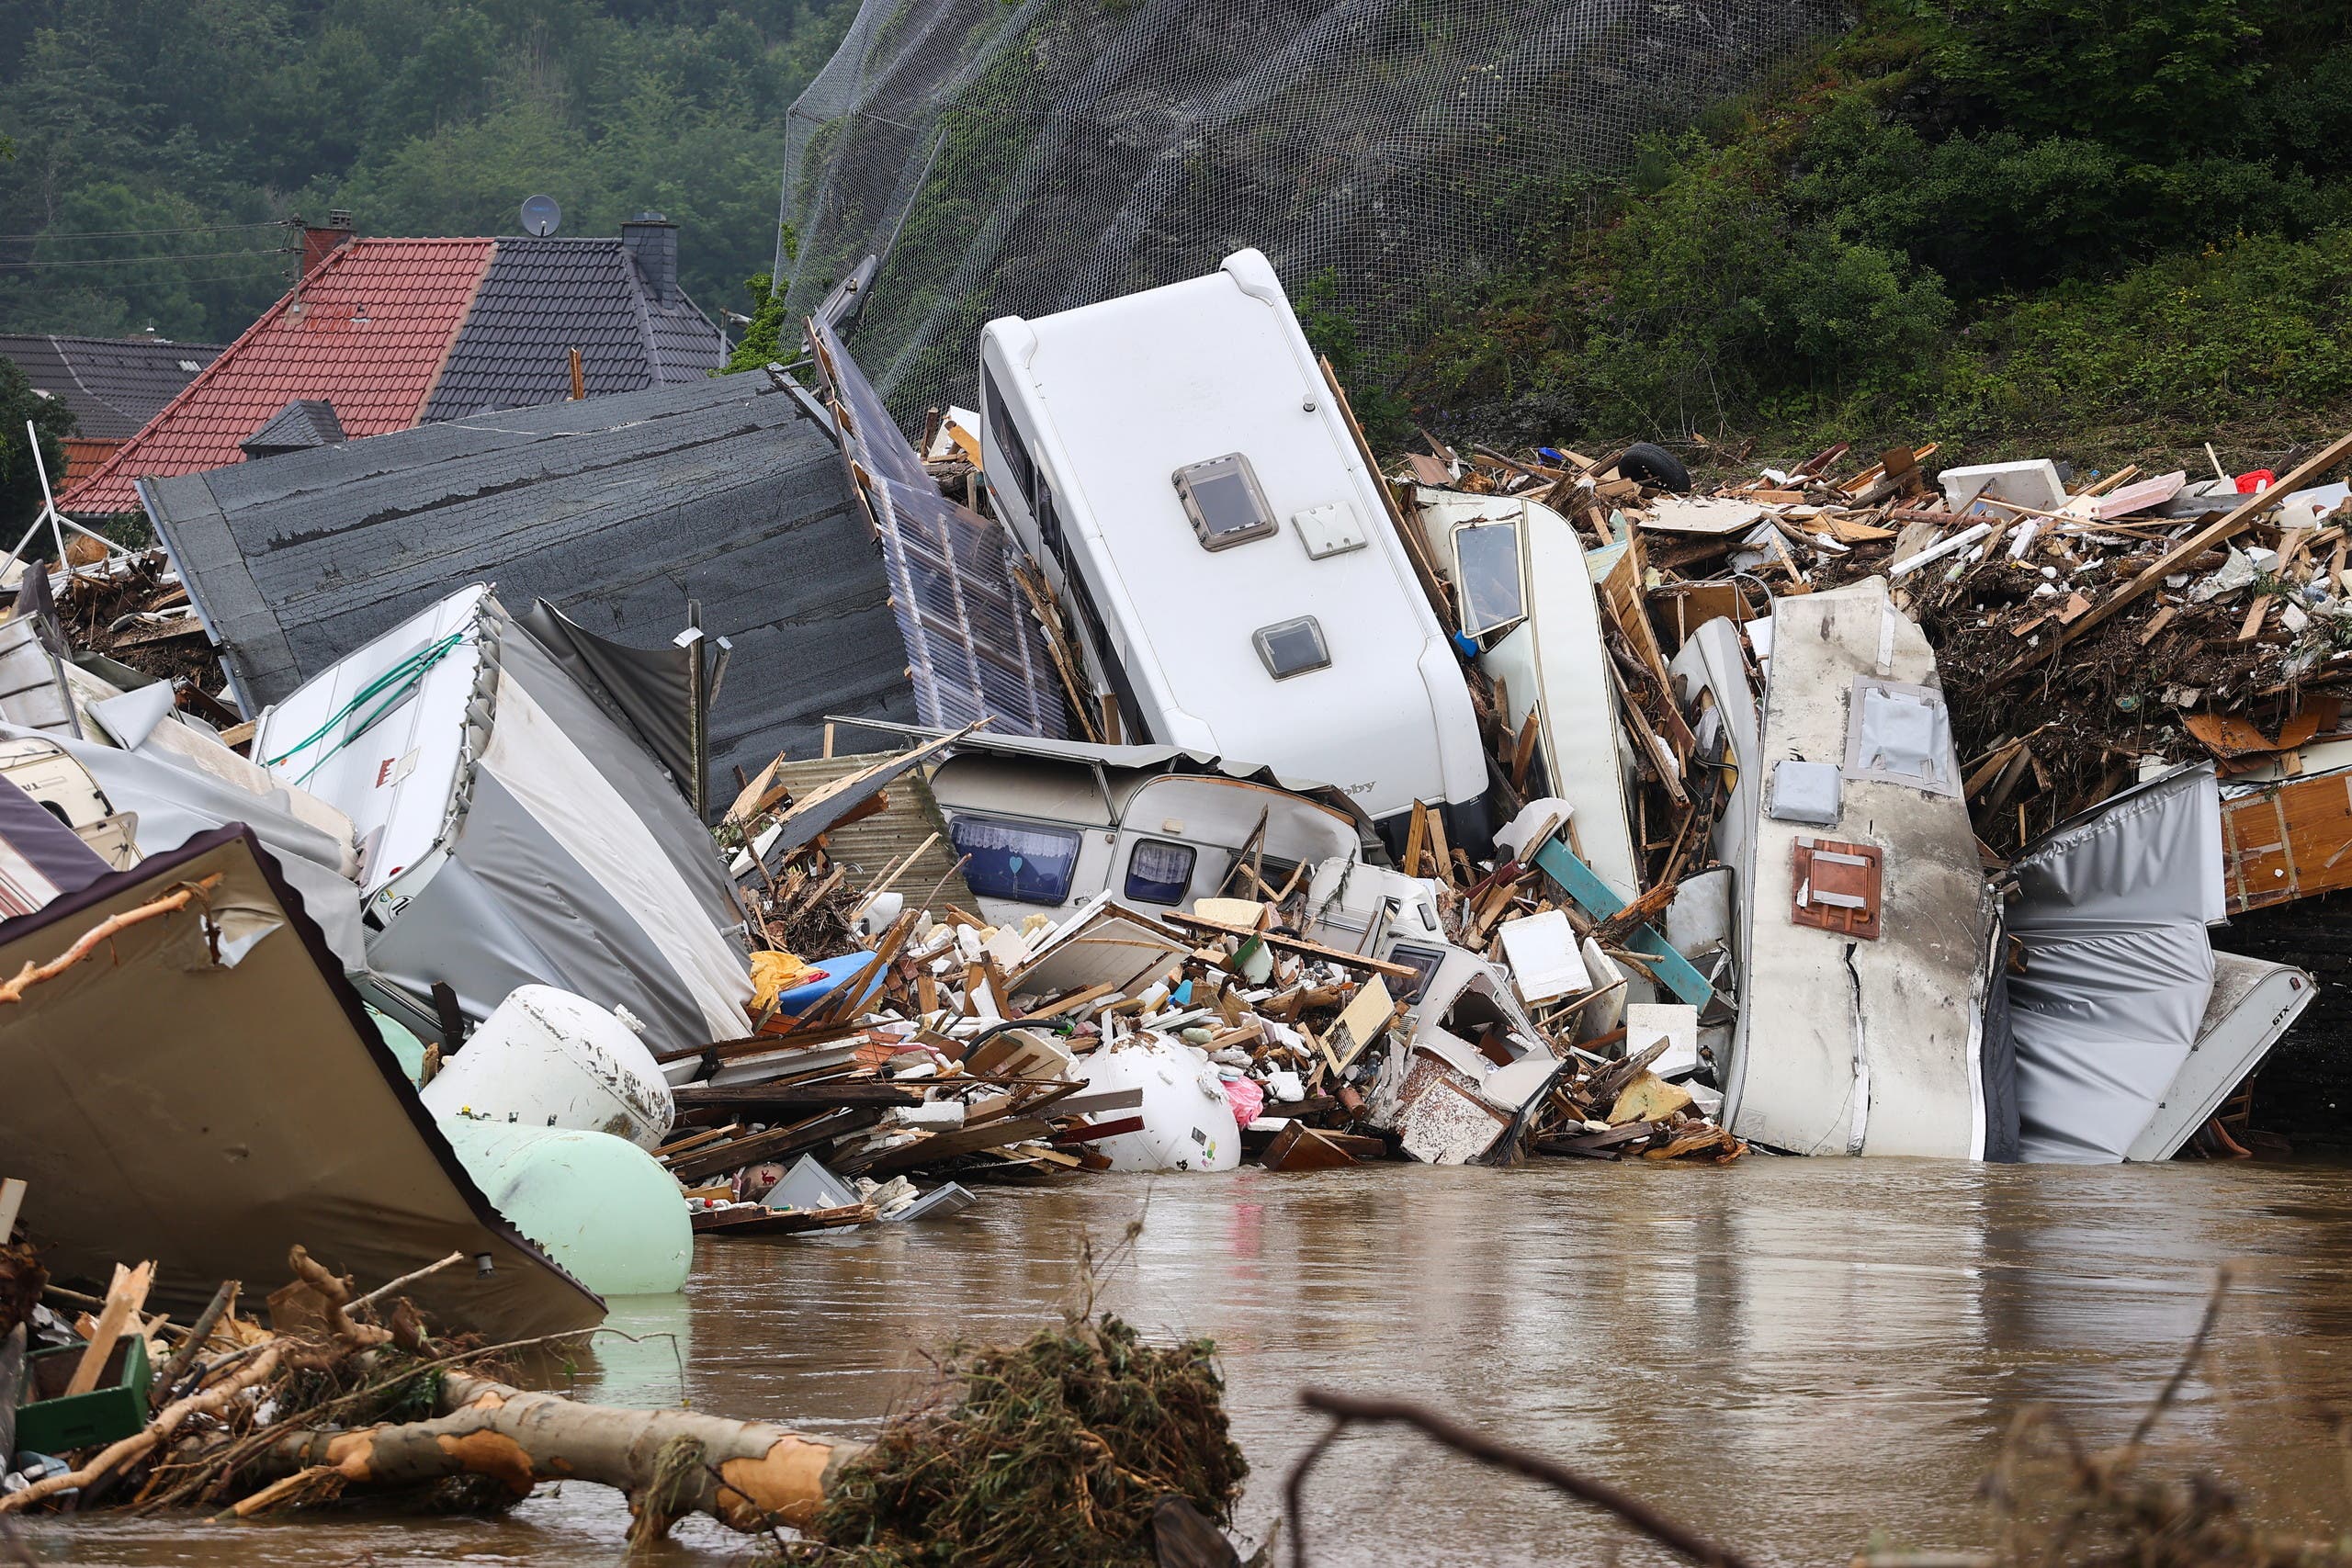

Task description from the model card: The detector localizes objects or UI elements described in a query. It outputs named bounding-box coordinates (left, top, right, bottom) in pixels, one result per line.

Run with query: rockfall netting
left=773, top=0, right=1847, bottom=426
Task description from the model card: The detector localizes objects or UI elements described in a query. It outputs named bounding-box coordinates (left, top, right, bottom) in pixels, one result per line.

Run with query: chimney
left=620, top=211, right=677, bottom=303
left=301, top=209, right=356, bottom=277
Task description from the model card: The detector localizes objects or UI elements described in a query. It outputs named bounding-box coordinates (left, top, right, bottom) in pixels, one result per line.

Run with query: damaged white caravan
left=256, top=585, right=753, bottom=1057
left=976, top=249, right=1488, bottom=852
left=1722, top=575, right=1998, bottom=1158
left=1412, top=488, right=1645, bottom=905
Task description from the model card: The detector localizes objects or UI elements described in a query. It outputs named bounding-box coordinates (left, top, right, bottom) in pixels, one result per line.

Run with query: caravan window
left=1172, top=453, right=1277, bottom=550
left=1036, top=480, right=1066, bottom=561
left=1252, top=615, right=1329, bottom=681
left=948, top=815, right=1081, bottom=906
left=1124, top=840, right=1196, bottom=904
left=1453, top=521, right=1525, bottom=636
left=983, top=368, right=1036, bottom=511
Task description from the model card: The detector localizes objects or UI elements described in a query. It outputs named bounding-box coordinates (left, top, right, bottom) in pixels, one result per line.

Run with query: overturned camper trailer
left=0, top=823, right=604, bottom=1338
left=255, top=585, right=753, bottom=1057
left=926, top=733, right=1559, bottom=1162
left=976, top=249, right=1487, bottom=849
left=1723, top=576, right=2001, bottom=1159
left=1414, top=489, right=1645, bottom=902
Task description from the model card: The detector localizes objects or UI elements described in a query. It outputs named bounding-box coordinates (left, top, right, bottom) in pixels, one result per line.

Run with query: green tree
left=0, top=355, right=76, bottom=546
left=1923, top=0, right=2275, bottom=160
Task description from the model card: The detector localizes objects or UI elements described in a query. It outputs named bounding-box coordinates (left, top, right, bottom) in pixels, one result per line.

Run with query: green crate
left=16, top=1334, right=150, bottom=1454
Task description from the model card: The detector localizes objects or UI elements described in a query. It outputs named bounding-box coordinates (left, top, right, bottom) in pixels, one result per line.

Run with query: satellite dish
left=520, top=195, right=561, bottom=237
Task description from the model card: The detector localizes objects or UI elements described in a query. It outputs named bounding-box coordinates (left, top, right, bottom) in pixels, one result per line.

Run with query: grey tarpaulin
left=2007, top=762, right=2223, bottom=1163
left=259, top=588, right=753, bottom=1058
left=0, top=720, right=369, bottom=969
left=517, top=599, right=699, bottom=800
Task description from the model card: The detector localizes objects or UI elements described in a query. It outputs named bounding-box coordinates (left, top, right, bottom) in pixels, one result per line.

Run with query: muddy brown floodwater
left=23, top=1158, right=2352, bottom=1565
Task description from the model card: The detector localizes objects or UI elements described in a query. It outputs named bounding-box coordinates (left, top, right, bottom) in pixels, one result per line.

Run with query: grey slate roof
left=418, top=238, right=728, bottom=423
left=0, top=334, right=221, bottom=440
left=141, top=372, right=919, bottom=789
left=240, top=398, right=345, bottom=458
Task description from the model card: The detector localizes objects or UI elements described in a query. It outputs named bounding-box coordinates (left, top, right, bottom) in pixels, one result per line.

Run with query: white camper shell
left=977, top=248, right=1487, bottom=849
left=926, top=734, right=1368, bottom=929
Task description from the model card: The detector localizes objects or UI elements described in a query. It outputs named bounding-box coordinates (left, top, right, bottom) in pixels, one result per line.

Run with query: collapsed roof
left=141, top=371, right=921, bottom=785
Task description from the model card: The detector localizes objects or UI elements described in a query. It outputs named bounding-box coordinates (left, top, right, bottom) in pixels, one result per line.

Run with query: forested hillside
left=1407, top=0, right=2352, bottom=466
left=0, top=0, right=855, bottom=344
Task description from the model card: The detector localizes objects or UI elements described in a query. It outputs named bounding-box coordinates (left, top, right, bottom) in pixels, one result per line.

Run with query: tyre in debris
left=1617, top=442, right=1690, bottom=492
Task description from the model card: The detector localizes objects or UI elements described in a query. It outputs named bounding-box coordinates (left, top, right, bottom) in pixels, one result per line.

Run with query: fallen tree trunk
left=257, top=1371, right=867, bottom=1538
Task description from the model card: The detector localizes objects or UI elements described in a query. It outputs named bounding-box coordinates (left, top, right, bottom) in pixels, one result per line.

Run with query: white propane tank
left=1075, top=1035, right=1240, bottom=1172
left=421, top=986, right=675, bottom=1149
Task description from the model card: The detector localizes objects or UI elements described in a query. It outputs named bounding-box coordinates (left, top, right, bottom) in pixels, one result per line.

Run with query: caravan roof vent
left=1253, top=615, right=1329, bottom=681
left=1173, top=452, right=1276, bottom=551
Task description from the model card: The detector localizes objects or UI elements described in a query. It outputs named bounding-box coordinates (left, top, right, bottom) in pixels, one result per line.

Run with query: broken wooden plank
left=663, top=1109, right=884, bottom=1183
left=66, top=1260, right=153, bottom=1398
left=671, top=1081, right=925, bottom=1112
left=1160, top=913, right=1417, bottom=978
left=1525, top=837, right=1714, bottom=1010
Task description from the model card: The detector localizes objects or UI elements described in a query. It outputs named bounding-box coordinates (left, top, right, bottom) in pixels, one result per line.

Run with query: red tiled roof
left=63, top=238, right=494, bottom=513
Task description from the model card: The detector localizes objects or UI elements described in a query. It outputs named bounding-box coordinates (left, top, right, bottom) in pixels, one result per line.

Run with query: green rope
left=265, top=631, right=467, bottom=786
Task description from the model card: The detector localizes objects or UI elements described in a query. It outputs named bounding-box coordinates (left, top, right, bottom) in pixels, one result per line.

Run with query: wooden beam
left=671, top=1081, right=924, bottom=1111
left=1159, top=912, right=1418, bottom=978
left=65, top=1260, right=153, bottom=1397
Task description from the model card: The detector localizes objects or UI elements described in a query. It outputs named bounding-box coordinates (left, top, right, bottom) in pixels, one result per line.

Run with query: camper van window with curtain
left=948, top=816, right=1082, bottom=905
left=1124, top=840, right=1195, bottom=904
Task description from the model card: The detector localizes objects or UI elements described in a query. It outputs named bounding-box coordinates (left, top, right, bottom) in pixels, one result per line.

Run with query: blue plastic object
left=775, top=952, right=888, bottom=1016
left=1449, top=630, right=1478, bottom=659
left=1170, top=979, right=1193, bottom=1006
left=1538, top=447, right=1567, bottom=466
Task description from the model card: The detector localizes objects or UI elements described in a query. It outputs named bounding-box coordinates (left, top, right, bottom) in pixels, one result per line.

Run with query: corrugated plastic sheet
left=808, top=318, right=1067, bottom=739
left=62, top=240, right=494, bottom=513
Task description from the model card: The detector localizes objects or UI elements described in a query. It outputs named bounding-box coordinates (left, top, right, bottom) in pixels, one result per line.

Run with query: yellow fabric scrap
left=751, top=949, right=821, bottom=1009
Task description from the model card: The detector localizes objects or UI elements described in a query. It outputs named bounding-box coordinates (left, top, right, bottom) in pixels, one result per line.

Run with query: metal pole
left=26, top=422, right=66, bottom=572
left=676, top=599, right=708, bottom=821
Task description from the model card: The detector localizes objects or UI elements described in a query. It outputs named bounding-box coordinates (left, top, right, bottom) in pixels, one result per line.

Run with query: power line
left=0, top=220, right=293, bottom=243
left=0, top=247, right=293, bottom=269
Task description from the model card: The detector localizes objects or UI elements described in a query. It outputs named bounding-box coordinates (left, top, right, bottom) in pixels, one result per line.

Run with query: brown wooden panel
left=2223, top=771, right=2352, bottom=913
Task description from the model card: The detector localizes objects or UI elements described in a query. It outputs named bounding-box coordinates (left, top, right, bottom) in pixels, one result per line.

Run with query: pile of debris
left=1415, top=432, right=2352, bottom=877
left=0, top=1215, right=1241, bottom=1562
left=669, top=767, right=1746, bottom=1227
